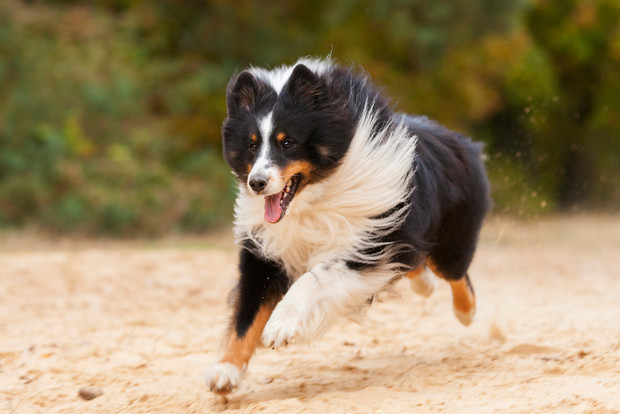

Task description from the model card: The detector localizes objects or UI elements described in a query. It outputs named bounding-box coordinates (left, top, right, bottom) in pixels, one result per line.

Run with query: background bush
left=0, top=0, right=618, bottom=235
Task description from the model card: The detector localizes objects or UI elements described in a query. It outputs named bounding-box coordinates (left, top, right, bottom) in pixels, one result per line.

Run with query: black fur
left=233, top=241, right=289, bottom=337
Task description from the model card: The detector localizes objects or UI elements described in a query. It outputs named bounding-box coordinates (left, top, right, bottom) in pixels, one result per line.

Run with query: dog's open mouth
left=264, top=174, right=301, bottom=223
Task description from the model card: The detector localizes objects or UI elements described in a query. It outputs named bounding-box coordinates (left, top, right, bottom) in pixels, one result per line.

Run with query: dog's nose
left=249, top=176, right=268, bottom=193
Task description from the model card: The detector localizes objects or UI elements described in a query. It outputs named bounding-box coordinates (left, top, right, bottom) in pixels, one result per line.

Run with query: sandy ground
left=1, top=216, right=620, bottom=413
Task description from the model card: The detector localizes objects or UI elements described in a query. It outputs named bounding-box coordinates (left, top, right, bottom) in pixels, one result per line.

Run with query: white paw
left=409, top=267, right=438, bottom=298
left=454, top=305, right=476, bottom=326
left=205, top=362, right=242, bottom=394
left=261, top=300, right=303, bottom=348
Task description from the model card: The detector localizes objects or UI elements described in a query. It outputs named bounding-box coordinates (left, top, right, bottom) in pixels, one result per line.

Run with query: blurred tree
left=524, top=0, right=620, bottom=208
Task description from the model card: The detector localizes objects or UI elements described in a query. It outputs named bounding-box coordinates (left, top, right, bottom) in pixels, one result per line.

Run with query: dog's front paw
left=205, top=362, right=242, bottom=394
left=261, top=300, right=304, bottom=348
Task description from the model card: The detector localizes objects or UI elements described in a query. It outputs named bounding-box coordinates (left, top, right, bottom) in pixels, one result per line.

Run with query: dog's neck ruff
left=233, top=105, right=418, bottom=279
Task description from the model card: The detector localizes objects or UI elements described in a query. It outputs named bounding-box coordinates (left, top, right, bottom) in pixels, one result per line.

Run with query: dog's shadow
left=210, top=350, right=467, bottom=411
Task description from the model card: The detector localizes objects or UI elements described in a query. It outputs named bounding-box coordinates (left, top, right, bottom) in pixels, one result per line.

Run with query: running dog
left=206, top=57, right=491, bottom=394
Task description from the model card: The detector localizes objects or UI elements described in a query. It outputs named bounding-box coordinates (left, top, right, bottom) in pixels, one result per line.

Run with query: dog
left=206, top=57, right=491, bottom=394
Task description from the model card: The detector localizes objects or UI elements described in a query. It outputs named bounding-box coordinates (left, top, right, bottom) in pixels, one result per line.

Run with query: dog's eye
left=282, top=139, right=293, bottom=149
left=248, top=142, right=258, bottom=152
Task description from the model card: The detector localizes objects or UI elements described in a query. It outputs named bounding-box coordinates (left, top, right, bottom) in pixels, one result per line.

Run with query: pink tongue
left=264, top=192, right=283, bottom=223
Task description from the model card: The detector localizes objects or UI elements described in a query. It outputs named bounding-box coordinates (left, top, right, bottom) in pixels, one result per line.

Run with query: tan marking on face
left=276, top=132, right=286, bottom=143
left=219, top=301, right=277, bottom=374
left=282, top=160, right=314, bottom=182
left=246, top=163, right=252, bottom=174
left=251, top=134, right=257, bottom=142
left=449, top=277, right=476, bottom=315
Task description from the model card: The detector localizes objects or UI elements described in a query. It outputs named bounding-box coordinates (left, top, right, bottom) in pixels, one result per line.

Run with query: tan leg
left=447, top=276, right=476, bottom=326
left=206, top=301, right=276, bottom=394
left=427, top=260, right=476, bottom=326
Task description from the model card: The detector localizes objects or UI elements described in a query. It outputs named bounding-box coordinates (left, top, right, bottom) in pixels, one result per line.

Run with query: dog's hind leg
left=425, top=195, right=486, bottom=326
left=448, top=273, right=476, bottom=326
left=406, top=265, right=438, bottom=298
left=427, top=260, right=476, bottom=326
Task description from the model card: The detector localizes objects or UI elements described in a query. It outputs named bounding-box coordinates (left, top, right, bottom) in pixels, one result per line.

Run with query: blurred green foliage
left=0, top=0, right=618, bottom=235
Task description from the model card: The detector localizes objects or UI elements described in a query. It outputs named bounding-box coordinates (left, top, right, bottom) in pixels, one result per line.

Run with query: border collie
left=206, top=57, right=491, bottom=394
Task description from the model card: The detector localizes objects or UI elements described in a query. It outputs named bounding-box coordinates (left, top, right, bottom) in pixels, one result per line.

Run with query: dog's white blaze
left=252, top=112, right=273, bottom=176
left=248, top=111, right=283, bottom=195
left=258, top=111, right=274, bottom=141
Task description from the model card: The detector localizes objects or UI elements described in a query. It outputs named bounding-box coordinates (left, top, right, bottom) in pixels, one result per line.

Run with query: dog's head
left=222, top=63, right=354, bottom=223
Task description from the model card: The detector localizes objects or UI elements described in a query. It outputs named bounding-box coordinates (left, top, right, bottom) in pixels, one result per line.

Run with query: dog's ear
left=227, top=71, right=264, bottom=115
left=284, top=64, right=325, bottom=108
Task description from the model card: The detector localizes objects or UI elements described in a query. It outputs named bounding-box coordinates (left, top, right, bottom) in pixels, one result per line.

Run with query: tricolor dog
left=206, top=57, right=491, bottom=394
